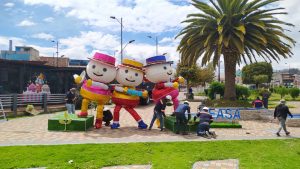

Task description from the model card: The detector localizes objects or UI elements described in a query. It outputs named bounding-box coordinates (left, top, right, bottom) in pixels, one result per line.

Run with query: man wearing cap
left=73, top=52, right=117, bottom=129
left=195, top=107, right=215, bottom=138
left=144, top=55, right=184, bottom=111
left=174, top=101, right=191, bottom=135
left=65, top=88, right=77, bottom=114
left=274, top=99, right=293, bottom=136
left=111, top=58, right=148, bottom=129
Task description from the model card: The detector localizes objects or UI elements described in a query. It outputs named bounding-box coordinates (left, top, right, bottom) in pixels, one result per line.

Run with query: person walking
left=274, top=99, right=293, bottom=136
left=148, top=96, right=170, bottom=131
left=174, top=101, right=191, bottom=135
left=65, top=88, right=77, bottom=114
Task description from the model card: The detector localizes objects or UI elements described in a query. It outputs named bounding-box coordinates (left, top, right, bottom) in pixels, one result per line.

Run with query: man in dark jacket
left=195, top=107, right=216, bottom=138
left=148, top=96, right=170, bottom=131
left=174, top=101, right=191, bottom=135
left=274, top=99, right=293, bottom=136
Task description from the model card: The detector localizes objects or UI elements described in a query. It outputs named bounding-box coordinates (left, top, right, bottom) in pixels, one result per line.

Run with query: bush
left=236, top=85, right=250, bottom=100
left=208, top=82, right=224, bottom=99
left=204, top=99, right=252, bottom=108
left=274, top=86, right=289, bottom=99
left=289, top=88, right=300, bottom=100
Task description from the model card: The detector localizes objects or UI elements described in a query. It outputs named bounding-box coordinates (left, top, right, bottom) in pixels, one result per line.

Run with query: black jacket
left=274, top=104, right=292, bottom=119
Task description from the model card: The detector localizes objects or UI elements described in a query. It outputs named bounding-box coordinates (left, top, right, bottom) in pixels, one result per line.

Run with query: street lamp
left=51, top=40, right=59, bottom=67
left=147, top=35, right=158, bottom=55
left=110, top=16, right=123, bottom=61
left=162, top=52, right=167, bottom=56
left=121, top=40, right=135, bottom=60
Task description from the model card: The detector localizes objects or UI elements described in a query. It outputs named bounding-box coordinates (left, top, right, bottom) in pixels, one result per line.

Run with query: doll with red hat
left=111, top=58, right=148, bottom=129
left=144, top=55, right=184, bottom=111
left=73, top=52, right=117, bottom=129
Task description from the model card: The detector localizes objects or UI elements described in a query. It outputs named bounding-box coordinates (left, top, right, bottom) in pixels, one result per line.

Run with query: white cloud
left=32, top=33, right=54, bottom=40
left=4, top=3, right=14, bottom=8
left=0, top=36, right=26, bottom=50
left=17, top=19, right=36, bottom=26
left=43, top=17, right=54, bottom=22
left=23, top=0, right=196, bottom=33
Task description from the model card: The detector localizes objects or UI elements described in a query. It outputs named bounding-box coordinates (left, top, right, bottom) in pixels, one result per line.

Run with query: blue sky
left=0, top=0, right=300, bottom=72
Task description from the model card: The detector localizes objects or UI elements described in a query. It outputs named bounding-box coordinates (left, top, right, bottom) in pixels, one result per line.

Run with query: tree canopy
left=242, top=62, right=273, bottom=87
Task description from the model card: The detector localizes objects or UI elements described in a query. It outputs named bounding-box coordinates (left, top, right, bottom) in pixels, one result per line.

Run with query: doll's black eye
left=125, top=70, right=129, bottom=73
left=103, top=68, right=107, bottom=72
left=163, top=66, right=167, bottom=70
left=135, top=73, right=138, bottom=76
left=92, top=65, right=96, bottom=69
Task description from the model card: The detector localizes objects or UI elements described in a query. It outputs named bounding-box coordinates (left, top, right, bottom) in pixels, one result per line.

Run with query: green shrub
left=204, top=99, right=252, bottom=108
left=236, top=85, right=250, bottom=100
left=208, top=81, right=224, bottom=99
left=274, top=86, right=289, bottom=99
left=289, top=88, right=300, bottom=100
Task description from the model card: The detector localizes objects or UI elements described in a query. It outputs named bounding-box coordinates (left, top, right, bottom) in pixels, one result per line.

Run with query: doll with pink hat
left=73, top=52, right=117, bottom=129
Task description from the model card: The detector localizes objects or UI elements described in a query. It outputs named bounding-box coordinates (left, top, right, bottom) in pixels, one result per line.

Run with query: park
left=0, top=0, right=300, bottom=169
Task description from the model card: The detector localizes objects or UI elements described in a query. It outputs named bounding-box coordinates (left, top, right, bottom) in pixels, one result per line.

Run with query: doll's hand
left=173, top=82, right=179, bottom=89
left=74, top=74, right=82, bottom=84
left=178, top=76, right=185, bottom=84
left=123, top=87, right=128, bottom=93
left=115, top=86, right=124, bottom=92
left=86, top=79, right=92, bottom=87
left=142, top=90, right=148, bottom=98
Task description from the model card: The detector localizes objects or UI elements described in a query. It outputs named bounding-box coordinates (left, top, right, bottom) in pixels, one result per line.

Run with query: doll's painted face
left=86, top=60, right=116, bottom=83
left=116, top=66, right=143, bottom=87
left=145, top=63, right=173, bottom=83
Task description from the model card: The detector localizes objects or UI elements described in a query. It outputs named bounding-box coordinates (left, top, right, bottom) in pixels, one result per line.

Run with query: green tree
left=242, top=62, right=273, bottom=88
left=177, top=0, right=295, bottom=100
left=192, top=63, right=215, bottom=86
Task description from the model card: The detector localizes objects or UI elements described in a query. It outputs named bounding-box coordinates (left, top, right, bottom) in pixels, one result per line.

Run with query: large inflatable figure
left=144, top=55, right=184, bottom=111
left=73, top=52, right=116, bottom=129
left=111, top=58, right=148, bottom=129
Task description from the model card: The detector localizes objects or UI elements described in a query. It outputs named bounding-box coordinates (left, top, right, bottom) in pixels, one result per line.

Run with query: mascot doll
left=111, top=58, right=148, bottom=129
left=144, top=55, right=184, bottom=111
left=73, top=52, right=116, bottom=129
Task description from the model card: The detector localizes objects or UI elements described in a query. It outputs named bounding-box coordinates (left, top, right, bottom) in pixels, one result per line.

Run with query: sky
left=0, top=0, right=300, bottom=72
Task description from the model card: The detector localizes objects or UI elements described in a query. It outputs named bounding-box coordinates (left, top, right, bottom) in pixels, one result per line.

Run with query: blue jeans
left=149, top=111, right=164, bottom=129
left=197, top=123, right=210, bottom=135
left=66, top=104, right=75, bottom=114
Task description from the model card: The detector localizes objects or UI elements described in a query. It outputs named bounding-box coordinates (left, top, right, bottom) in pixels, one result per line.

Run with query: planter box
left=48, top=113, right=94, bottom=131
left=164, top=116, right=242, bottom=133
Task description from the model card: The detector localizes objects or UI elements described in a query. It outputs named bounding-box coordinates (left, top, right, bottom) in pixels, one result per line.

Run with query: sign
left=209, top=108, right=241, bottom=120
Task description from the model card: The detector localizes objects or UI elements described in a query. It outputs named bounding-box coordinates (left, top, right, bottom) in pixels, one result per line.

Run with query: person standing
left=274, top=99, right=293, bottom=136
left=174, top=101, right=191, bottom=135
left=148, top=96, right=170, bottom=131
left=65, top=88, right=77, bottom=114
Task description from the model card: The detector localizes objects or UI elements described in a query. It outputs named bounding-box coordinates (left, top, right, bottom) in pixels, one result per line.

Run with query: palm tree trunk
left=224, top=53, right=237, bottom=100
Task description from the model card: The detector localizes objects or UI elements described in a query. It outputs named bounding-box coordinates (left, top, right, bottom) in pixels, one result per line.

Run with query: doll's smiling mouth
left=93, top=72, right=103, bottom=76
left=167, top=72, right=172, bottom=75
left=126, top=78, right=135, bottom=82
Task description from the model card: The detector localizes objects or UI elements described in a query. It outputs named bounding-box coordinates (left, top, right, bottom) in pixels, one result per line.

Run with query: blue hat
left=144, top=55, right=173, bottom=67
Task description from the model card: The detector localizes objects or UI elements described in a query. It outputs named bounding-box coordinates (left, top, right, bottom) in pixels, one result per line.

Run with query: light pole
left=162, top=52, right=167, bottom=56
left=110, top=16, right=123, bottom=61
left=147, top=35, right=158, bottom=55
left=51, top=40, right=59, bottom=67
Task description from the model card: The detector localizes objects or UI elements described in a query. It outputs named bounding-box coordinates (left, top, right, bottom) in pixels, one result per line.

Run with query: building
left=0, top=41, right=40, bottom=61
left=40, top=56, right=70, bottom=67
left=271, top=72, right=299, bottom=88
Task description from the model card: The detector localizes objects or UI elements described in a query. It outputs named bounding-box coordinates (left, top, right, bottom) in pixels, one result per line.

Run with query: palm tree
left=177, top=0, right=296, bottom=100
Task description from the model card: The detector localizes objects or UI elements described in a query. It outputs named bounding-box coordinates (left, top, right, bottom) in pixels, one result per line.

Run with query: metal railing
left=0, top=93, right=66, bottom=116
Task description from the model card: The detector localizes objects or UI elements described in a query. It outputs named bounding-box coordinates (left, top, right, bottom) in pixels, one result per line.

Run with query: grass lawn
left=249, top=93, right=300, bottom=102
left=0, top=139, right=299, bottom=169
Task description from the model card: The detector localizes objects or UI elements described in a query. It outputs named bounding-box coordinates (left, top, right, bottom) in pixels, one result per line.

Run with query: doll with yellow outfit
left=73, top=52, right=116, bottom=129
left=111, top=58, right=148, bottom=129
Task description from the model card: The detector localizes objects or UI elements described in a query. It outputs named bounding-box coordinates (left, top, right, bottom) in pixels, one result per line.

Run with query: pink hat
left=88, top=52, right=115, bottom=67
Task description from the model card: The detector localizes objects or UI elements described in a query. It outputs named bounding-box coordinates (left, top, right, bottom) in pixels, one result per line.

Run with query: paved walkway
left=0, top=100, right=299, bottom=146
left=193, top=159, right=239, bottom=169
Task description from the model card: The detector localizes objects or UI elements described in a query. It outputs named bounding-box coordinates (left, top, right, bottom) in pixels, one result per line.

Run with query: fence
left=0, top=93, right=66, bottom=116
